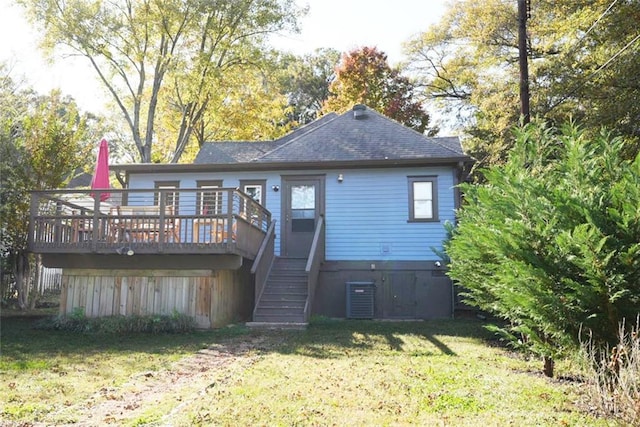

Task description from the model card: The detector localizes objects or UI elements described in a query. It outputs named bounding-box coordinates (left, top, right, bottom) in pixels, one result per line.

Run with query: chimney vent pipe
left=353, top=104, right=366, bottom=119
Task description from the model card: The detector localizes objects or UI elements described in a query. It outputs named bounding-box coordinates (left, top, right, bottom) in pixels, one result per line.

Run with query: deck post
left=158, top=191, right=166, bottom=252
left=227, top=189, right=234, bottom=241
left=92, top=195, right=101, bottom=251
left=54, top=201, right=63, bottom=244
left=27, top=193, right=38, bottom=251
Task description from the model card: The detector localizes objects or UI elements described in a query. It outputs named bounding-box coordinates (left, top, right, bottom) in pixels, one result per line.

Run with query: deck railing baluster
left=29, top=187, right=269, bottom=258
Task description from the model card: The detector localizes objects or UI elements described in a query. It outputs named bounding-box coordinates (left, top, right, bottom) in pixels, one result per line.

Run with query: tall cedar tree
left=323, top=47, right=434, bottom=135
left=446, top=122, right=640, bottom=377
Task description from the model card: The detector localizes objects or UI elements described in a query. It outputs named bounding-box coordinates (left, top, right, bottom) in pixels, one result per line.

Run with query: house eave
left=112, top=156, right=473, bottom=174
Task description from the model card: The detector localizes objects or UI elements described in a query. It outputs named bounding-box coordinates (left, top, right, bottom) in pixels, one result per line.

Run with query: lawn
left=0, top=315, right=608, bottom=426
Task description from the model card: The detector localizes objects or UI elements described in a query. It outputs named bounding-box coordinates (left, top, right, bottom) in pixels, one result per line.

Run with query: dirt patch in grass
left=33, top=333, right=284, bottom=426
left=0, top=315, right=255, bottom=426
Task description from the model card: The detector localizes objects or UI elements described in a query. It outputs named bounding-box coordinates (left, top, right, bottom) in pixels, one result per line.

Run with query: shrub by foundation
left=35, top=308, right=196, bottom=334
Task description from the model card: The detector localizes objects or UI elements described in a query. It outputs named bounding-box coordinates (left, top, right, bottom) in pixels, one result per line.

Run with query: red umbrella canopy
left=90, top=139, right=111, bottom=201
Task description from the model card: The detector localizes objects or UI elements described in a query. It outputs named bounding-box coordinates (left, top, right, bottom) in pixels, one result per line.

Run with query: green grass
left=0, top=316, right=610, bottom=426
left=0, top=314, right=248, bottom=425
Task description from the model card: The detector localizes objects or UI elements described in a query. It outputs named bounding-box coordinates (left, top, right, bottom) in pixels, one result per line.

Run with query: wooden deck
left=28, top=188, right=271, bottom=268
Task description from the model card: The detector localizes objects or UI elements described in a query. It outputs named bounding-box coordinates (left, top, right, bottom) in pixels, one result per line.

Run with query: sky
left=0, top=0, right=448, bottom=114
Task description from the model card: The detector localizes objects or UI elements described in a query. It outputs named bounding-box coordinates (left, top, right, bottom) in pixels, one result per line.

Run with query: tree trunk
left=29, top=255, right=42, bottom=310
left=12, top=251, right=31, bottom=310
left=543, top=356, right=554, bottom=378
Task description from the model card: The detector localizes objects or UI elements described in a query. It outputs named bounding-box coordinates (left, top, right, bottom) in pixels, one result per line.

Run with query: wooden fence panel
left=57, top=268, right=253, bottom=329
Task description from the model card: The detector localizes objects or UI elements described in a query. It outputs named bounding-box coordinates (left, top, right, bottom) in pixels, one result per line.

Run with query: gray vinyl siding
left=127, top=165, right=456, bottom=261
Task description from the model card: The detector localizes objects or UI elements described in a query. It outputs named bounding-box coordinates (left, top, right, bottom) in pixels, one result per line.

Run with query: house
left=28, top=105, right=472, bottom=328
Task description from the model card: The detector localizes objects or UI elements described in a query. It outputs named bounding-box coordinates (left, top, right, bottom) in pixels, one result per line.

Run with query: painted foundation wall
left=60, top=268, right=254, bottom=328
left=314, top=261, right=453, bottom=320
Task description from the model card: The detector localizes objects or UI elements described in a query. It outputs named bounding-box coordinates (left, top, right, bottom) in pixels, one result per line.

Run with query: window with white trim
left=154, top=181, right=179, bottom=208
left=408, top=176, right=438, bottom=221
left=239, top=179, right=266, bottom=221
left=240, top=180, right=265, bottom=204
left=243, top=184, right=262, bottom=204
left=197, top=180, right=223, bottom=215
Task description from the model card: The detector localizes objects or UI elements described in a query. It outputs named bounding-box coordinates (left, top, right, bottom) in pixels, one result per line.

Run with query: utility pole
left=518, top=0, right=531, bottom=124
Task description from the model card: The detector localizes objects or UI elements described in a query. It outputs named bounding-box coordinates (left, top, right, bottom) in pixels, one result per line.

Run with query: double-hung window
left=239, top=180, right=265, bottom=205
left=197, top=180, right=223, bottom=215
left=239, top=180, right=266, bottom=221
left=154, top=181, right=179, bottom=208
left=408, top=176, right=438, bottom=222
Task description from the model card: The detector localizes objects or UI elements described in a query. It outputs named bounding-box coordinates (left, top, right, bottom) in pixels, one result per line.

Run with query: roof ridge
left=276, top=112, right=338, bottom=140
left=365, top=108, right=464, bottom=156
left=428, top=136, right=464, bottom=156
left=251, top=113, right=339, bottom=161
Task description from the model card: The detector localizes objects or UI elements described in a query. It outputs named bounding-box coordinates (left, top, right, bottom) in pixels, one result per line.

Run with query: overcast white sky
left=0, top=0, right=448, bottom=113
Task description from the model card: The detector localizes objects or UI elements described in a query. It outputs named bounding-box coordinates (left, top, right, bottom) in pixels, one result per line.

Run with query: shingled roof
left=194, top=105, right=468, bottom=166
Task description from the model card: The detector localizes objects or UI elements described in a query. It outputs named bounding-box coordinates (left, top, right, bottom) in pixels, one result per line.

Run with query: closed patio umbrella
left=90, top=139, right=110, bottom=201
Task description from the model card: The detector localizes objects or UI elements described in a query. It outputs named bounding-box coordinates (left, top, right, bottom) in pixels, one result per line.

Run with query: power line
left=560, top=0, right=618, bottom=60
left=547, top=31, right=640, bottom=112
left=581, top=0, right=618, bottom=43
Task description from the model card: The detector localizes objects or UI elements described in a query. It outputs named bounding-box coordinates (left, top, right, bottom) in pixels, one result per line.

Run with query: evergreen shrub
left=446, top=123, right=640, bottom=376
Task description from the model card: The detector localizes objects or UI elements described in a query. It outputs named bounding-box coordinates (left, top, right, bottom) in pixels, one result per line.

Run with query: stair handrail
left=303, top=215, right=325, bottom=321
left=251, top=219, right=276, bottom=274
left=251, top=220, right=276, bottom=319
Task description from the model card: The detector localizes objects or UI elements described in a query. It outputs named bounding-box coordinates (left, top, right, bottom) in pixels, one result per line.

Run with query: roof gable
left=193, top=105, right=468, bottom=166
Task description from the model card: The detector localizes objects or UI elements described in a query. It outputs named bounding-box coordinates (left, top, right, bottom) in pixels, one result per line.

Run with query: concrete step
left=255, top=304, right=305, bottom=313
left=257, top=303, right=306, bottom=312
left=245, top=321, right=308, bottom=330
left=252, top=314, right=306, bottom=323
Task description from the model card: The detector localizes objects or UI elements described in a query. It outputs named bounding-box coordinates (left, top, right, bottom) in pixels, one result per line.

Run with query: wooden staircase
left=250, top=257, right=308, bottom=327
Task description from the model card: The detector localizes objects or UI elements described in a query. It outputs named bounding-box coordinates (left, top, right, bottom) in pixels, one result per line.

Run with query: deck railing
left=28, top=188, right=271, bottom=258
